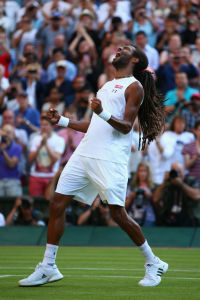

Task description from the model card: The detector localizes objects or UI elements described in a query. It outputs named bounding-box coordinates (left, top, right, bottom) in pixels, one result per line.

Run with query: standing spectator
left=156, top=49, right=199, bottom=95
left=126, top=161, right=156, bottom=227
left=36, top=11, right=70, bottom=60
left=0, top=124, right=22, bottom=196
left=14, top=91, right=40, bottom=136
left=21, top=63, right=45, bottom=110
left=16, top=1, right=43, bottom=30
left=12, top=15, right=37, bottom=58
left=45, top=60, right=74, bottom=107
left=164, top=72, right=199, bottom=122
left=128, top=5, right=158, bottom=48
left=180, top=93, right=200, bottom=131
left=162, top=115, right=194, bottom=166
left=182, top=120, right=200, bottom=183
left=28, top=115, right=65, bottom=196
left=42, top=87, right=64, bottom=115
left=135, top=31, right=160, bottom=71
left=46, top=48, right=77, bottom=82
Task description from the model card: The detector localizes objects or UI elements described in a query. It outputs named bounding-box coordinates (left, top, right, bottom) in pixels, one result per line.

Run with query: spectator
left=46, top=48, right=77, bottom=82
left=45, top=60, right=74, bottom=107
left=161, top=115, right=194, bottom=167
left=36, top=11, right=70, bottom=60
left=153, top=162, right=200, bottom=226
left=126, top=161, right=156, bottom=227
left=17, top=1, right=43, bottom=30
left=182, top=120, right=200, bottom=183
left=0, top=30, right=11, bottom=78
left=97, top=54, right=115, bottom=89
left=135, top=31, right=160, bottom=71
left=6, top=196, right=45, bottom=226
left=180, top=93, right=200, bottom=131
left=0, top=80, right=23, bottom=112
left=156, top=15, right=179, bottom=53
left=159, top=33, right=182, bottom=66
left=12, top=15, right=37, bottom=58
left=0, top=212, right=5, bottom=226
left=0, top=124, right=22, bottom=196
left=28, top=115, right=65, bottom=196
left=20, top=63, right=45, bottom=110
left=128, top=5, right=158, bottom=48
left=0, top=63, right=9, bottom=93
left=181, top=11, right=199, bottom=46
left=0, top=1, right=15, bottom=35
left=165, top=72, right=199, bottom=122
left=14, top=91, right=40, bottom=136
left=193, top=37, right=200, bottom=70
left=41, top=0, right=71, bottom=19
left=42, top=87, right=64, bottom=115
left=58, top=110, right=84, bottom=164
left=156, top=48, right=199, bottom=95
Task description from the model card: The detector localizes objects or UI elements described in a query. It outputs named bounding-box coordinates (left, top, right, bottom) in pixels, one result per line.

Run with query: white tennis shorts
left=55, top=153, right=128, bottom=207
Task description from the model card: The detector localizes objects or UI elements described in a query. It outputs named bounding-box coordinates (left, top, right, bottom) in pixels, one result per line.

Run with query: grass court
left=0, top=246, right=199, bottom=300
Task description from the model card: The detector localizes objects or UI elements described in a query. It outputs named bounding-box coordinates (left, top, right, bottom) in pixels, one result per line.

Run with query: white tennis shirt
left=76, top=76, right=139, bottom=164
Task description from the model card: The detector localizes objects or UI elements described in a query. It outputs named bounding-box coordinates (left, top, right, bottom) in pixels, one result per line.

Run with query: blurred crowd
left=0, top=0, right=200, bottom=228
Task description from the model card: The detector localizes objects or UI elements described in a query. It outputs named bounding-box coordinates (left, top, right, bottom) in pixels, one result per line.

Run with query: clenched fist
left=47, top=108, right=60, bottom=124
left=90, top=98, right=103, bottom=115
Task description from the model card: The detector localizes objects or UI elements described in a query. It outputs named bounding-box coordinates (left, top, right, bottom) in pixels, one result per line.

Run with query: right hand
left=47, top=108, right=60, bottom=125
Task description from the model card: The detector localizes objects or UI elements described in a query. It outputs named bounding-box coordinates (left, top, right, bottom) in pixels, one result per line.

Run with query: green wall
left=0, top=226, right=199, bottom=247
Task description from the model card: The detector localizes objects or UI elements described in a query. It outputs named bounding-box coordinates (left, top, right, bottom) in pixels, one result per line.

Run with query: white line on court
left=0, top=274, right=199, bottom=280
left=0, top=267, right=200, bottom=273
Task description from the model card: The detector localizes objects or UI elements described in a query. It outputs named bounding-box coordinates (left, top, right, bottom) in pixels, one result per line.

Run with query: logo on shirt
left=115, top=85, right=123, bottom=89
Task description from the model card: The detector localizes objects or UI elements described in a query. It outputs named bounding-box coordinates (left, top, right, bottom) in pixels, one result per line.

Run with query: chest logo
left=115, top=85, right=123, bottom=89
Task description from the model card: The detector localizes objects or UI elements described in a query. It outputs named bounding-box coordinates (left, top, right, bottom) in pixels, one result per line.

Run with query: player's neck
left=115, top=68, right=133, bottom=79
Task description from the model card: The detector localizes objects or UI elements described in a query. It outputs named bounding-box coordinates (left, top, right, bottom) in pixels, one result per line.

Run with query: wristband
left=98, top=109, right=112, bottom=121
left=57, top=116, right=69, bottom=127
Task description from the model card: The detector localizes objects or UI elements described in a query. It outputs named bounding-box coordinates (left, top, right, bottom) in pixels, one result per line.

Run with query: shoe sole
left=18, top=275, right=63, bottom=287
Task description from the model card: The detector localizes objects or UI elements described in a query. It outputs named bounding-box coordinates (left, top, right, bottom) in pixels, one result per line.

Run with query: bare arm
left=46, top=108, right=90, bottom=133
left=1, top=146, right=19, bottom=168
left=184, top=153, right=199, bottom=169
left=91, top=81, right=143, bottom=134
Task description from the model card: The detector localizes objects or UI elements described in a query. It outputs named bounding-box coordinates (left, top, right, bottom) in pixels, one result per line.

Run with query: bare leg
left=47, top=192, right=74, bottom=245
left=108, top=204, right=145, bottom=246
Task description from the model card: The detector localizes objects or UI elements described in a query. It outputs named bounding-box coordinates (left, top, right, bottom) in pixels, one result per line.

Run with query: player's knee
left=109, top=206, right=126, bottom=226
left=49, top=194, right=65, bottom=217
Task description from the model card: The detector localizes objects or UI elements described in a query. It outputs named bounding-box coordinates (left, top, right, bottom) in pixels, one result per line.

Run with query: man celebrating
left=19, top=45, right=167, bottom=287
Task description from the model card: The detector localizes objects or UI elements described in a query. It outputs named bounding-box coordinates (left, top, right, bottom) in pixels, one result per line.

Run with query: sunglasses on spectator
left=28, top=69, right=37, bottom=73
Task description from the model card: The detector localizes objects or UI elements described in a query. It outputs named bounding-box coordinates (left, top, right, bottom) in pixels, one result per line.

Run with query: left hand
left=90, top=98, right=103, bottom=115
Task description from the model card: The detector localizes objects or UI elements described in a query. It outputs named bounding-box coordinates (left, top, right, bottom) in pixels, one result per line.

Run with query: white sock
left=139, top=240, right=157, bottom=263
left=42, top=244, right=58, bottom=267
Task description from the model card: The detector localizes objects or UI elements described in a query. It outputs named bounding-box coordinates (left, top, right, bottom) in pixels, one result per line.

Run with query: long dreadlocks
left=132, top=45, right=165, bottom=150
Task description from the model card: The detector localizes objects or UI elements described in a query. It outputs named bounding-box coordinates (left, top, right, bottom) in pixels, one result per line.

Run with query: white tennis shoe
left=18, top=263, right=63, bottom=287
left=138, top=257, right=168, bottom=287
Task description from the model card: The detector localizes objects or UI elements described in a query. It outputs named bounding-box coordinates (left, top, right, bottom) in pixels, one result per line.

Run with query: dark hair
left=136, top=31, right=147, bottom=37
left=170, top=115, right=186, bottom=131
left=52, top=48, right=66, bottom=57
left=132, top=45, right=165, bottom=150
left=194, top=120, right=200, bottom=130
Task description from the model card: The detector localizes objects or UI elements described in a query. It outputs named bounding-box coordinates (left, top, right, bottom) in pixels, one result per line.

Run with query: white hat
left=79, top=9, right=95, bottom=20
left=56, top=60, right=67, bottom=68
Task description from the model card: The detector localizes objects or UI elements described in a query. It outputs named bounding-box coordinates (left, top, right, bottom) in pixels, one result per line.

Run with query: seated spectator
left=193, top=37, right=200, bottom=71
left=135, top=31, right=160, bottom=71
left=182, top=120, right=200, bottom=183
left=45, top=60, right=74, bottom=107
left=0, top=124, right=22, bottom=196
left=0, top=80, right=23, bottom=112
left=165, top=72, right=199, bottom=122
left=126, top=161, right=156, bottom=227
left=180, top=93, right=200, bottom=131
left=46, top=48, right=77, bottom=82
left=28, top=115, right=65, bottom=196
left=153, top=162, right=200, bottom=226
left=14, top=91, right=40, bottom=136
left=77, top=196, right=117, bottom=226
left=6, top=196, right=45, bottom=226
left=159, top=33, right=182, bottom=66
left=156, top=48, right=199, bottom=95
left=58, top=110, right=84, bottom=164
left=16, top=1, right=43, bottom=30
left=42, top=87, right=64, bottom=115
left=128, top=5, right=158, bottom=48
left=153, top=0, right=171, bottom=32
left=21, top=63, right=45, bottom=110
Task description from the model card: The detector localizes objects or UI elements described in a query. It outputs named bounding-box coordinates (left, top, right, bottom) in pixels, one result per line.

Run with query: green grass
left=0, top=247, right=199, bottom=300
